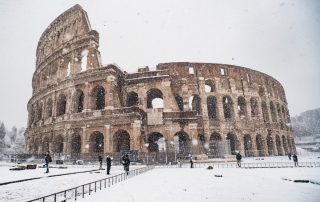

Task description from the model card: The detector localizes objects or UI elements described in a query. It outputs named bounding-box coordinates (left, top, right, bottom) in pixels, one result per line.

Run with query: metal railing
left=156, top=161, right=320, bottom=169
left=27, top=166, right=154, bottom=202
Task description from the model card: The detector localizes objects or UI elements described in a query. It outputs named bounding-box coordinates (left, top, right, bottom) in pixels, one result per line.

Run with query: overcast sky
left=0, top=0, right=319, bottom=128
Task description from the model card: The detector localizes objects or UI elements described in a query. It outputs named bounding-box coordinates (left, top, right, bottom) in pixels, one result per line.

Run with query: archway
left=189, top=95, right=201, bottom=114
left=91, top=86, right=105, bottom=110
left=207, top=96, right=218, bottom=120
left=174, top=131, right=190, bottom=155
left=267, top=133, right=274, bottom=155
left=244, top=134, right=253, bottom=157
left=54, top=135, right=64, bottom=153
left=175, top=95, right=184, bottom=111
left=261, top=101, right=269, bottom=123
left=223, top=96, right=234, bottom=119
left=148, top=132, right=165, bottom=152
left=46, top=98, right=53, bottom=118
left=276, top=135, right=283, bottom=156
left=127, top=91, right=139, bottom=107
left=226, top=133, right=239, bottom=154
left=205, top=79, right=215, bottom=92
left=250, top=98, right=259, bottom=118
left=237, top=96, right=247, bottom=119
left=57, top=94, right=67, bottom=116
left=90, top=131, right=104, bottom=153
left=256, top=134, right=264, bottom=156
left=209, top=132, right=222, bottom=156
left=74, top=89, right=84, bottom=113
left=71, top=133, right=81, bottom=154
left=113, top=130, right=130, bottom=152
left=147, top=88, right=163, bottom=108
left=270, top=101, right=277, bottom=122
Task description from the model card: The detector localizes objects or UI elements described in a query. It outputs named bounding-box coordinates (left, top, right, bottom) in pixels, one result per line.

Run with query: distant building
left=295, top=135, right=320, bottom=152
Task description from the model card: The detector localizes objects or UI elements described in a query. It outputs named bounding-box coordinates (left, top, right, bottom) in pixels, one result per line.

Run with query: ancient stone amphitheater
left=25, top=5, right=295, bottom=162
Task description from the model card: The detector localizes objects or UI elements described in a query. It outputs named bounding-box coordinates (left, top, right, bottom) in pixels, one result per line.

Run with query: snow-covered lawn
left=78, top=167, right=320, bottom=202
left=0, top=164, right=142, bottom=202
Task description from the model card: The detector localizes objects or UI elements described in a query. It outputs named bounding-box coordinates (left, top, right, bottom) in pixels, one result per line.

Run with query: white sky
left=0, top=0, right=319, bottom=128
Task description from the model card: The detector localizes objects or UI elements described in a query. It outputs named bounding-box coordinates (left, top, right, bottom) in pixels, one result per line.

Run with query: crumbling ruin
left=25, top=5, right=295, bottom=162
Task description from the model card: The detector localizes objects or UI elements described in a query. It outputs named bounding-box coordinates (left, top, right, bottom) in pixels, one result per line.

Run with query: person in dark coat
left=236, top=152, right=242, bottom=167
left=106, top=155, right=112, bottom=175
left=288, top=153, right=292, bottom=160
left=292, top=154, right=298, bottom=166
left=98, top=155, right=103, bottom=170
left=189, top=154, right=194, bottom=168
left=44, top=151, right=51, bottom=173
left=122, top=154, right=130, bottom=175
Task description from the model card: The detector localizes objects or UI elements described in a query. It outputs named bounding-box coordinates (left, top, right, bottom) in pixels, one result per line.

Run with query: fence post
left=89, top=184, right=91, bottom=195
left=75, top=188, right=77, bottom=201
left=82, top=185, right=84, bottom=198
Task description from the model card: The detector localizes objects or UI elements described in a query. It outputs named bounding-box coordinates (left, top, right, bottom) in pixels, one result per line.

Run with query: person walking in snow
left=122, top=154, right=131, bottom=175
left=236, top=152, right=242, bottom=167
left=44, top=151, right=51, bottom=173
left=292, top=154, right=298, bottom=166
left=106, top=155, right=112, bottom=175
left=98, top=155, right=103, bottom=170
left=288, top=153, right=292, bottom=160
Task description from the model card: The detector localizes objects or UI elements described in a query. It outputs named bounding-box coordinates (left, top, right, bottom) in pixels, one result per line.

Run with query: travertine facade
left=25, top=5, right=295, bottom=160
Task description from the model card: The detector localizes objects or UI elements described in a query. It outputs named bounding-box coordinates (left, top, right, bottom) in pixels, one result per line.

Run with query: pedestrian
left=44, top=151, right=52, bottom=173
left=189, top=154, right=194, bottom=168
left=106, top=155, right=112, bottom=175
left=293, top=154, right=298, bottom=166
left=288, top=153, right=292, bottom=160
left=236, top=152, right=242, bottom=167
left=98, top=155, right=103, bottom=170
left=122, top=154, right=131, bottom=175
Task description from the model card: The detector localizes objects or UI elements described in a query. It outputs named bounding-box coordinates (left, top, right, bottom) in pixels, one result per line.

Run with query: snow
left=77, top=167, right=320, bottom=202
left=0, top=163, right=143, bottom=202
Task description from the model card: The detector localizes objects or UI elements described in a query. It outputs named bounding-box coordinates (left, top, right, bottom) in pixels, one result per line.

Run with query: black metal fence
left=26, top=166, right=154, bottom=202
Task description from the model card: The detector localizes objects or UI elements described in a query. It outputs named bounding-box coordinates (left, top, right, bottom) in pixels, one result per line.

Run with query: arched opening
left=90, top=131, right=104, bottom=153
left=237, top=96, right=247, bottom=119
left=281, top=106, right=286, bottom=123
left=270, top=101, right=277, bottom=122
left=282, top=135, right=288, bottom=155
left=127, top=91, right=139, bottom=107
left=175, top=95, right=184, bottom=111
left=205, top=80, right=215, bottom=93
left=46, top=98, right=53, bottom=118
left=207, top=96, right=218, bottom=120
left=226, top=133, right=239, bottom=154
left=275, top=135, right=283, bottom=156
left=148, top=132, right=164, bottom=152
left=198, top=134, right=206, bottom=153
left=256, top=134, right=264, bottom=156
left=267, top=132, right=274, bottom=155
left=244, top=134, right=253, bottom=157
left=35, top=103, right=43, bottom=122
left=74, top=89, right=84, bottom=113
left=209, top=132, right=222, bottom=156
left=223, top=96, right=234, bottom=119
left=114, top=130, right=130, bottom=152
left=42, top=136, right=49, bottom=153
left=250, top=98, right=259, bottom=118
left=57, top=94, right=67, bottom=116
left=174, top=131, right=190, bottom=155
left=71, top=134, right=81, bottom=154
left=258, top=86, right=265, bottom=97
left=189, top=95, right=201, bottom=114
left=147, top=88, right=163, bottom=108
left=54, top=135, right=64, bottom=153
left=261, top=101, right=269, bottom=123
left=91, top=86, right=105, bottom=110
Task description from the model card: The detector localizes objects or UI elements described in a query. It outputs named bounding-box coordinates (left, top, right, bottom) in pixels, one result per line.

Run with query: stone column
left=132, top=120, right=142, bottom=150
left=246, top=100, right=252, bottom=122
left=81, top=127, right=89, bottom=153
left=251, top=135, right=258, bottom=156
left=83, top=82, right=91, bottom=112
left=104, top=125, right=112, bottom=153
left=217, top=95, right=224, bottom=121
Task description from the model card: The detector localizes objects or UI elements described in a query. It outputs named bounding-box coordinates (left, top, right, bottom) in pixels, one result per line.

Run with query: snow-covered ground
left=78, top=167, right=320, bottom=202
left=0, top=163, right=142, bottom=202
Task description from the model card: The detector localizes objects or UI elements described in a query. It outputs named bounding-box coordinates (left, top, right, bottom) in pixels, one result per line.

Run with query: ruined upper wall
left=36, top=4, right=93, bottom=68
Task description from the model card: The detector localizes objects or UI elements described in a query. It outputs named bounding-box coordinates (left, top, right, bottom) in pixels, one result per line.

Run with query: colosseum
left=25, top=5, right=295, bottom=162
